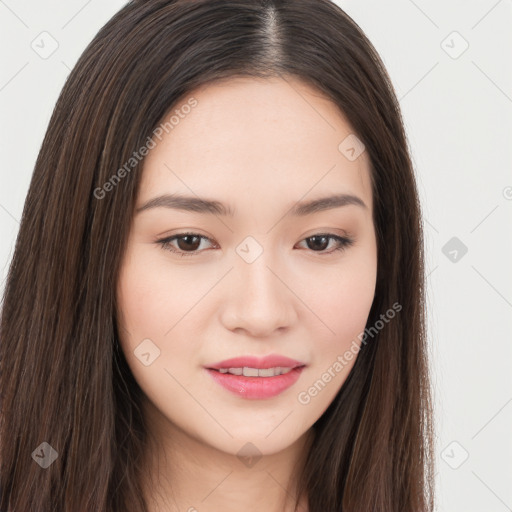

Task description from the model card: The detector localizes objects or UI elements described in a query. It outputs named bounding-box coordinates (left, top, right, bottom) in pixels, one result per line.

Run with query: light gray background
left=1, top=1, right=511, bottom=510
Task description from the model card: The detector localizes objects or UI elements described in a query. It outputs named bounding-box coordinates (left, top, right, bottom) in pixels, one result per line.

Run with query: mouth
left=204, top=361, right=307, bottom=400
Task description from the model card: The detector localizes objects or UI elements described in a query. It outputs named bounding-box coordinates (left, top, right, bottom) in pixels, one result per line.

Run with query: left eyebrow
left=290, top=193, right=367, bottom=215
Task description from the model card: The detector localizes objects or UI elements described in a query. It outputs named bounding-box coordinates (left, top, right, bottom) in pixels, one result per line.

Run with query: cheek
left=292, top=257, right=376, bottom=416
left=117, top=247, right=194, bottom=338
left=299, top=253, right=377, bottom=348
left=329, top=271, right=375, bottom=337
left=116, top=254, right=201, bottom=406
left=116, top=250, right=191, bottom=373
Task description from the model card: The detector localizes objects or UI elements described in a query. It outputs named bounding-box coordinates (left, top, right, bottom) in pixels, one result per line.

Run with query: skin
left=116, top=76, right=377, bottom=512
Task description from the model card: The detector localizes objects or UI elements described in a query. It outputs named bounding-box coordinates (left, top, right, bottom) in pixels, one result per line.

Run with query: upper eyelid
left=158, top=232, right=349, bottom=242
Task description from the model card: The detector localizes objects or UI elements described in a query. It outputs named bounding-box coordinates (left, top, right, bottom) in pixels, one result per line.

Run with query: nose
left=219, top=252, right=298, bottom=338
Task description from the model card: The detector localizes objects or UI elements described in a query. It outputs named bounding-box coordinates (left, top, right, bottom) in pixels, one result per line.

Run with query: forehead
left=140, top=76, right=372, bottom=214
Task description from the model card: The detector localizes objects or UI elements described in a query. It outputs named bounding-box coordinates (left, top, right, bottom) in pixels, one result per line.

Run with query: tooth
left=218, top=366, right=295, bottom=377
left=243, top=367, right=259, bottom=377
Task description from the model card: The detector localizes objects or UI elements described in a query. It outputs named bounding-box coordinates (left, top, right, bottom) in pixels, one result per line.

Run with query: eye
left=297, top=233, right=354, bottom=254
left=156, top=232, right=354, bottom=257
left=157, top=232, right=216, bottom=257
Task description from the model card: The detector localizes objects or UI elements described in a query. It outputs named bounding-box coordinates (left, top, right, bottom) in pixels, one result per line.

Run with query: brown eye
left=175, top=235, right=202, bottom=251
left=298, top=234, right=354, bottom=255
left=157, top=233, right=214, bottom=257
left=305, top=235, right=330, bottom=251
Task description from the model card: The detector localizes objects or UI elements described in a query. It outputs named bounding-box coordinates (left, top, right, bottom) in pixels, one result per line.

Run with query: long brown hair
left=0, top=0, right=435, bottom=510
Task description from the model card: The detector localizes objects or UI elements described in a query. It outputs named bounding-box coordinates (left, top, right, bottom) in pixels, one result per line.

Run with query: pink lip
left=204, top=354, right=306, bottom=400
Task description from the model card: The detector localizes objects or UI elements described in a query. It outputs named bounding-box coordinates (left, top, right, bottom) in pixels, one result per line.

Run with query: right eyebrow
left=136, top=194, right=234, bottom=216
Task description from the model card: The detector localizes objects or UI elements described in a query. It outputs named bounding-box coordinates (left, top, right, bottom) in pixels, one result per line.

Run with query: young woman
left=0, top=1, right=435, bottom=510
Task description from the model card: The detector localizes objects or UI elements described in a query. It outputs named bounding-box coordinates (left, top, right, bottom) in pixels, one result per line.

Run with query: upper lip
left=206, top=354, right=306, bottom=370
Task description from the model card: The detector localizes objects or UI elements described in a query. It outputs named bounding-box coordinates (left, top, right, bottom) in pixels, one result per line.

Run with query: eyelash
left=156, top=232, right=354, bottom=257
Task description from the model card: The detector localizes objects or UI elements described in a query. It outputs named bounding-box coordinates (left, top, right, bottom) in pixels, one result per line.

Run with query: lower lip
left=205, top=367, right=305, bottom=399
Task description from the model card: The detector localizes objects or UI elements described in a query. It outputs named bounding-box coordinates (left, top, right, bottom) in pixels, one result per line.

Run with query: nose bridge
left=222, top=239, right=296, bottom=334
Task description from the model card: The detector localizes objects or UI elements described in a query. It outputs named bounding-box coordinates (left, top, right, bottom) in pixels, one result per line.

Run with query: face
left=116, top=76, right=377, bottom=457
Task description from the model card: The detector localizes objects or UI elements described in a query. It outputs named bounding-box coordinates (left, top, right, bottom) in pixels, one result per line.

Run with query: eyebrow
left=135, top=192, right=367, bottom=217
